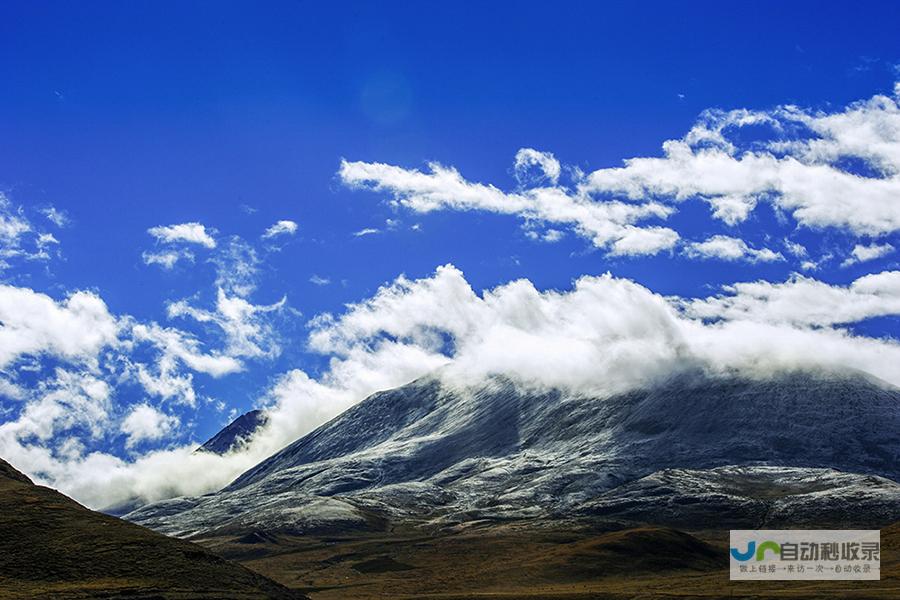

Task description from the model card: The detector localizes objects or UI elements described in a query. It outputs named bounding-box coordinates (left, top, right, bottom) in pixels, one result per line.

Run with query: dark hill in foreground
left=0, top=458, right=304, bottom=600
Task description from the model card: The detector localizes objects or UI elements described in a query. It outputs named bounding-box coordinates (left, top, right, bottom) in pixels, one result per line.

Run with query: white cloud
left=0, top=285, right=119, bottom=368
left=684, top=235, right=784, bottom=263
left=800, top=260, right=820, bottom=271
left=339, top=85, right=900, bottom=256
left=582, top=85, right=900, bottom=235
left=0, top=377, right=24, bottom=400
left=142, top=249, right=194, bottom=270
left=514, top=148, right=561, bottom=185
left=0, top=369, right=111, bottom=444
left=303, top=264, right=900, bottom=401
left=130, top=322, right=243, bottom=380
left=40, top=206, right=69, bottom=227
left=353, top=227, right=381, bottom=237
left=542, top=229, right=564, bottom=243
left=309, top=274, right=331, bottom=286
left=147, top=222, right=217, bottom=248
left=167, top=288, right=285, bottom=360
left=784, top=241, right=808, bottom=258
left=610, top=226, right=680, bottom=256
left=37, top=233, right=59, bottom=248
left=121, top=404, right=178, bottom=449
left=262, top=220, right=298, bottom=239
left=680, top=270, right=900, bottom=327
left=841, top=242, right=895, bottom=267
left=7, top=264, right=900, bottom=511
left=212, top=237, right=260, bottom=298
left=0, top=192, right=61, bottom=268
left=524, top=228, right=565, bottom=243
left=339, top=158, right=678, bottom=256
left=0, top=193, right=31, bottom=248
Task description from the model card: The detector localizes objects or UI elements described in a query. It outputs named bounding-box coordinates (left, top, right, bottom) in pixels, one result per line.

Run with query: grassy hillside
left=199, top=520, right=900, bottom=599
left=0, top=458, right=305, bottom=600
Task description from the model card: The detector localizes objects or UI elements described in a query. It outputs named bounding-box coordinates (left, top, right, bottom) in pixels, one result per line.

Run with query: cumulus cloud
left=309, top=274, right=331, bottom=286
left=121, top=404, right=179, bottom=449
left=148, top=222, right=217, bottom=248
left=684, top=235, right=784, bottom=263
left=0, top=283, right=273, bottom=506
left=0, top=220, right=295, bottom=507
left=298, top=265, right=900, bottom=401
left=0, top=286, right=119, bottom=368
left=582, top=85, right=900, bottom=235
left=0, top=370, right=111, bottom=443
left=841, top=242, right=895, bottom=267
left=262, top=220, right=298, bottom=239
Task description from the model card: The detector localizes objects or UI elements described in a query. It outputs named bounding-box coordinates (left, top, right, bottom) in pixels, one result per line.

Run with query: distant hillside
left=0, top=458, right=304, bottom=599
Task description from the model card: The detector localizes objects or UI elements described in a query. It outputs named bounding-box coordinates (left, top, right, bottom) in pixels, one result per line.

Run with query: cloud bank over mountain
left=2, top=84, right=900, bottom=510
left=4, top=261, right=900, bottom=509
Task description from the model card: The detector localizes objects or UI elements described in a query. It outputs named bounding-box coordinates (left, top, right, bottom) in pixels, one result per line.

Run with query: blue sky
left=2, top=2, right=900, bottom=507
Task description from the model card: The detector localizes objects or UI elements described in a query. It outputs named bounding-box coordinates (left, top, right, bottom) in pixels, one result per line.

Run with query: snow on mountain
left=126, top=368, right=900, bottom=537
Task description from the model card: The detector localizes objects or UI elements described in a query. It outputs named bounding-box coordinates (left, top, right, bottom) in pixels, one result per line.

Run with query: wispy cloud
left=339, top=159, right=678, bottom=256
left=40, top=206, right=69, bottom=228
left=353, top=227, right=381, bottom=237
left=0, top=192, right=62, bottom=269
left=142, top=249, right=194, bottom=270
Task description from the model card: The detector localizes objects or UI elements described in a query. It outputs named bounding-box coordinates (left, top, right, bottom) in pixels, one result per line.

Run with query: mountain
left=127, top=369, right=900, bottom=537
left=0, top=457, right=305, bottom=599
left=197, top=409, right=268, bottom=454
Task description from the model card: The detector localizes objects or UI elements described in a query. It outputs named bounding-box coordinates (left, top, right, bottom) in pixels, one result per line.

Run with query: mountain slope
left=0, top=458, right=304, bottom=599
left=127, top=369, right=900, bottom=536
left=197, top=409, right=268, bottom=455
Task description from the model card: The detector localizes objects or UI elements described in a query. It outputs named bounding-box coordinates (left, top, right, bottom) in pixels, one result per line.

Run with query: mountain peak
left=197, top=409, right=268, bottom=455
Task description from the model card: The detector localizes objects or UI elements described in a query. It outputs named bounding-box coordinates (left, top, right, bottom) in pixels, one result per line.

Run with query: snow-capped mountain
left=127, top=369, right=900, bottom=537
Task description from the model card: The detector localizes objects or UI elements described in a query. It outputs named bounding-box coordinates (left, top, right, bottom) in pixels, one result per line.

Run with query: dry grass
left=0, top=459, right=304, bottom=600
left=198, top=521, right=900, bottom=600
